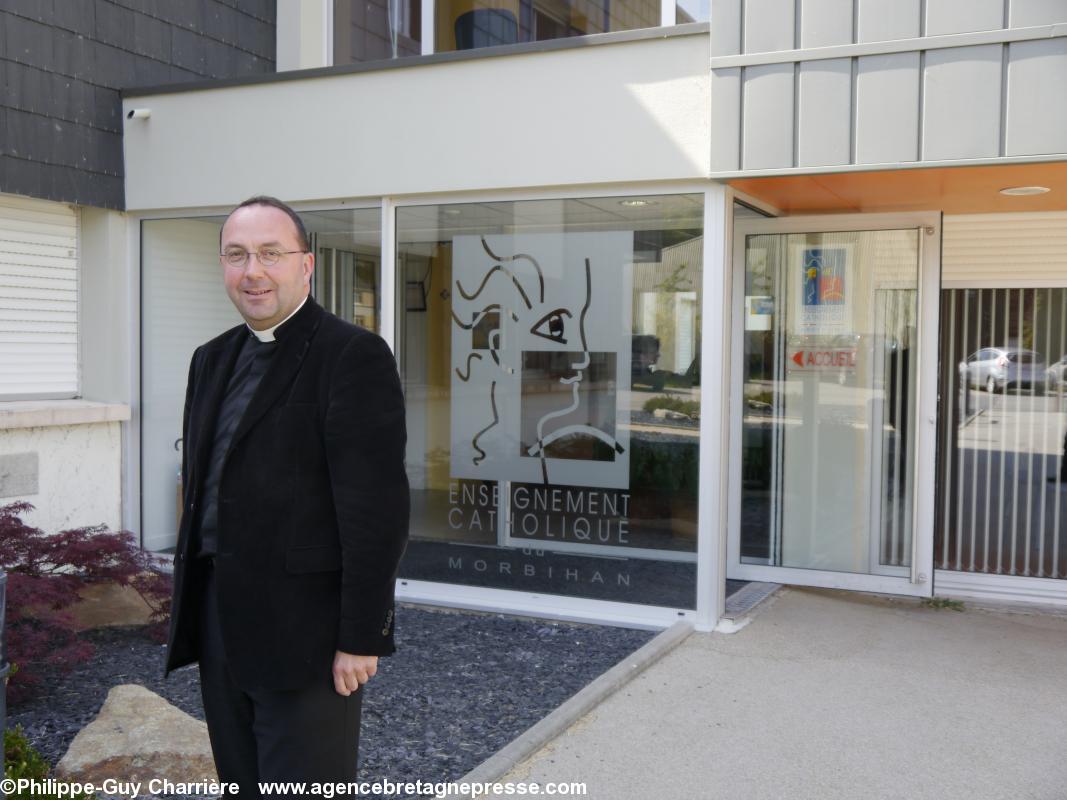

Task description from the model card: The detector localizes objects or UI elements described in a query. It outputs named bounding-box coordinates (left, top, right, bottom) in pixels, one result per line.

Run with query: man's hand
left=332, top=651, right=378, bottom=696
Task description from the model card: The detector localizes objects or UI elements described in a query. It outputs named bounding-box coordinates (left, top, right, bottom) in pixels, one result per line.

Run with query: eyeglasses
left=220, top=247, right=307, bottom=267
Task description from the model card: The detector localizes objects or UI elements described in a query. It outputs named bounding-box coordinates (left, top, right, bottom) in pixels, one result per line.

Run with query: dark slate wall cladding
left=0, top=0, right=276, bottom=210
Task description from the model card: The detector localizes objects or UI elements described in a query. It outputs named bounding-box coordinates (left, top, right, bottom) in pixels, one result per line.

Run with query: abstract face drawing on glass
left=450, top=231, right=633, bottom=490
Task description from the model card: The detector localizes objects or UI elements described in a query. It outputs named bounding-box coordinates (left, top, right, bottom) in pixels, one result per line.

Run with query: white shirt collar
left=247, top=295, right=309, bottom=342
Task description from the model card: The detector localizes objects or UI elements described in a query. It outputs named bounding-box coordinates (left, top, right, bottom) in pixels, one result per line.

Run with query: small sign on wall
left=745, top=295, right=773, bottom=331
left=787, top=348, right=857, bottom=372
left=0, top=452, right=39, bottom=498
left=794, top=245, right=852, bottom=335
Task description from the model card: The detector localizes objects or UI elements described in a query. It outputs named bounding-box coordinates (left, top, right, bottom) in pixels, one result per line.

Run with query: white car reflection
left=959, top=347, right=1048, bottom=394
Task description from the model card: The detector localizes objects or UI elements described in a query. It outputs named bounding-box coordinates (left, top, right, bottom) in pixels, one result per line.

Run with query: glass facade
left=332, top=0, right=699, bottom=61
left=675, top=0, right=708, bottom=23
left=139, top=208, right=382, bottom=551
left=434, top=0, right=659, bottom=52
left=308, top=209, right=383, bottom=333
left=395, top=194, right=703, bottom=607
left=936, top=287, right=1067, bottom=578
left=333, top=0, right=422, bottom=63
left=739, top=229, right=920, bottom=576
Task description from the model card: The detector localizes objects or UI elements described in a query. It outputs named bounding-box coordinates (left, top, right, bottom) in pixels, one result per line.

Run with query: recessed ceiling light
left=999, top=186, right=1050, bottom=196
left=619, top=199, right=657, bottom=207
left=443, top=208, right=462, bottom=216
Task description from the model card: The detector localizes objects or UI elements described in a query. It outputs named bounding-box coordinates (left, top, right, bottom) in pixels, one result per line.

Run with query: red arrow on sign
left=792, top=351, right=804, bottom=367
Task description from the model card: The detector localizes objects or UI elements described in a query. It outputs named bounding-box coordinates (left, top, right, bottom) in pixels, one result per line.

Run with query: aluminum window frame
left=726, top=211, right=942, bottom=598
left=389, top=181, right=729, bottom=631
left=932, top=274, right=1067, bottom=606
left=127, top=198, right=384, bottom=549
left=127, top=183, right=730, bottom=632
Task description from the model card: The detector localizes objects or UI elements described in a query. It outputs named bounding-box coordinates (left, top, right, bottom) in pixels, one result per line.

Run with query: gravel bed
left=8, top=605, right=654, bottom=797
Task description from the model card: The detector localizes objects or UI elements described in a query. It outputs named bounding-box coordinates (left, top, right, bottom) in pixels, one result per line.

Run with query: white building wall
left=0, top=196, right=131, bottom=539
left=122, top=31, right=711, bottom=211
left=0, top=419, right=124, bottom=533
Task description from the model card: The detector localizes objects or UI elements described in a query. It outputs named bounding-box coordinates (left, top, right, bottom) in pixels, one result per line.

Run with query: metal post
left=1, top=569, right=8, bottom=800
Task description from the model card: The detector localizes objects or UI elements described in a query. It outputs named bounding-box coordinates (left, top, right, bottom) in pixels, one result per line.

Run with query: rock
left=70, top=582, right=155, bottom=630
left=56, top=684, right=216, bottom=790
left=652, top=408, right=690, bottom=420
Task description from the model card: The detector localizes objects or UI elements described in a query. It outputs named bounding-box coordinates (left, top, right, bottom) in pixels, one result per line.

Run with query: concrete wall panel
left=926, top=0, right=1004, bottom=35
left=742, top=63, right=795, bottom=169
left=923, top=45, right=1002, bottom=160
left=0, top=422, right=123, bottom=533
left=799, top=0, right=854, bottom=48
left=1006, top=38, right=1067, bottom=155
left=798, top=58, right=851, bottom=166
left=855, top=52, right=920, bottom=164
left=856, top=0, right=920, bottom=42
left=743, top=0, right=796, bottom=53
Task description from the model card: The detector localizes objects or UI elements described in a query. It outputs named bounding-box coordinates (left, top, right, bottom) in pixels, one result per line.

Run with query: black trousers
left=197, top=559, right=363, bottom=798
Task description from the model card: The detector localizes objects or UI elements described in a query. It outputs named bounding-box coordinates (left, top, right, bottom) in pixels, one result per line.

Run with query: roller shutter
left=0, top=192, right=79, bottom=398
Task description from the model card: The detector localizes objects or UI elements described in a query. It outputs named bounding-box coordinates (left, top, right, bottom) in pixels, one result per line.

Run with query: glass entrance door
left=728, top=215, right=939, bottom=596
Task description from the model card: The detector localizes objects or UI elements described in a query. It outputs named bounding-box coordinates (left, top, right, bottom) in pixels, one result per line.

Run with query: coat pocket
left=285, top=544, right=343, bottom=574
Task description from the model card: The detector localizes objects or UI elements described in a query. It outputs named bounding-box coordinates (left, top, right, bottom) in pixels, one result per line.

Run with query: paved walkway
left=501, top=588, right=1067, bottom=800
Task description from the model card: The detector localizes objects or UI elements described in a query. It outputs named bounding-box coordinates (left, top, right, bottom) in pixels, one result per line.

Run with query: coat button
left=381, top=627, right=389, bottom=635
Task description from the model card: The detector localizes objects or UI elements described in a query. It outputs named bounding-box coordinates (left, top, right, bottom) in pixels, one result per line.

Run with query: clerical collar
left=247, top=295, right=308, bottom=343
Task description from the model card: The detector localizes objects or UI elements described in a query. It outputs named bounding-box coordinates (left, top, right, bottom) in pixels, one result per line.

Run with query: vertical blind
left=0, top=192, right=79, bottom=398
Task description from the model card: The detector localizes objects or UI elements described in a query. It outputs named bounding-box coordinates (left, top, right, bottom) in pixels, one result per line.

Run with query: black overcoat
left=164, top=297, right=410, bottom=690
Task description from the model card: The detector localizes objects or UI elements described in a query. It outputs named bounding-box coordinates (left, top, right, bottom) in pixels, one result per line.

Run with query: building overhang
left=730, top=161, right=1067, bottom=215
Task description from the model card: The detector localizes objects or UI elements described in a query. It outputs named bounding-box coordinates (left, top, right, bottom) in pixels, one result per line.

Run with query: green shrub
left=4, top=725, right=96, bottom=800
left=630, top=439, right=700, bottom=498
left=4, top=725, right=50, bottom=784
left=642, top=395, right=700, bottom=418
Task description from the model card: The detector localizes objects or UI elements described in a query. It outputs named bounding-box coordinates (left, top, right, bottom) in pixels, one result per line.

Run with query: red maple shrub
left=0, top=502, right=172, bottom=704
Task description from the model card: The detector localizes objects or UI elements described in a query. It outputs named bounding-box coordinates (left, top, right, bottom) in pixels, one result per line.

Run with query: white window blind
left=943, top=212, right=1067, bottom=287
left=0, top=192, right=79, bottom=398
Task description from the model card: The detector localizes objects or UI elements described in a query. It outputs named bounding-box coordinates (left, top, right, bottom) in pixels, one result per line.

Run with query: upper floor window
left=333, top=0, right=704, bottom=63
left=676, top=0, right=708, bottom=23
left=436, top=0, right=659, bottom=51
left=334, top=0, right=422, bottom=63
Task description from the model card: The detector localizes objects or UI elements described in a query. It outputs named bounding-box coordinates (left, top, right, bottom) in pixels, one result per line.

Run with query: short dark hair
left=221, top=195, right=309, bottom=252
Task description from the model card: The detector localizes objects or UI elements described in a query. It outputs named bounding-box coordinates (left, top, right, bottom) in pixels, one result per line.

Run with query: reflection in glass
left=740, top=230, right=919, bottom=575
left=397, top=195, right=702, bottom=607
left=334, top=0, right=421, bottom=63
left=435, top=0, right=659, bottom=51
left=308, top=208, right=382, bottom=332
left=676, top=0, right=708, bottom=22
left=139, top=208, right=382, bottom=554
left=936, top=288, right=1067, bottom=578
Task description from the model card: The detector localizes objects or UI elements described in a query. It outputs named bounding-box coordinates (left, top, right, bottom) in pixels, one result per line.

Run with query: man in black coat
left=164, top=196, right=409, bottom=794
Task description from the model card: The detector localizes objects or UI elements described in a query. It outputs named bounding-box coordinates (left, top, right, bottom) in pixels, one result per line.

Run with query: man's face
left=221, top=204, right=314, bottom=330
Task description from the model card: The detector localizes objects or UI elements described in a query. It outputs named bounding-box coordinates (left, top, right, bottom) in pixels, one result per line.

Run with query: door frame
left=726, top=211, right=941, bottom=597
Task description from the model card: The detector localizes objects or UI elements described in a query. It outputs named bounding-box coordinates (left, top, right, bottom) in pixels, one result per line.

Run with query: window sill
left=0, top=400, right=131, bottom=431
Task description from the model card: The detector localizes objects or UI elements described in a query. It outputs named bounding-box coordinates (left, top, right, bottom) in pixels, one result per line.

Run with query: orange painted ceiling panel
left=730, top=163, right=1067, bottom=215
